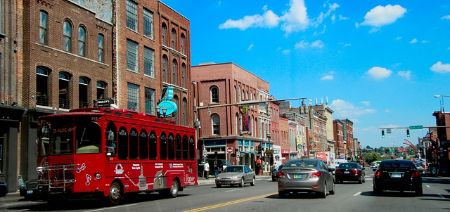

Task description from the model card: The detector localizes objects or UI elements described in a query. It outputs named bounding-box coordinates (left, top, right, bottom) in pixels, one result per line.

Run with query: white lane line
left=425, top=185, right=430, bottom=188
left=353, top=192, right=361, bottom=196
left=87, top=203, right=139, bottom=212
left=225, top=189, right=244, bottom=193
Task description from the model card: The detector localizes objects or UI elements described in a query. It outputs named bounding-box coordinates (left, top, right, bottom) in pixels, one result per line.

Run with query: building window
left=0, top=0, right=4, bottom=34
left=170, top=28, right=177, bottom=49
left=144, top=47, right=154, bottom=77
left=145, top=87, right=155, bottom=115
left=181, top=63, right=186, bottom=88
left=182, top=98, right=187, bottom=126
left=63, top=20, right=72, bottom=52
left=126, top=0, right=138, bottom=31
left=172, top=59, right=178, bottom=85
left=78, top=26, right=86, bottom=56
left=96, top=81, right=106, bottom=99
left=211, top=114, right=220, bottom=135
left=210, top=86, right=219, bottom=103
left=161, top=23, right=167, bottom=46
left=173, top=95, right=179, bottom=124
left=39, top=11, right=48, bottom=44
left=79, top=77, right=89, bottom=108
left=127, top=39, right=138, bottom=72
left=180, top=33, right=186, bottom=54
left=36, top=67, right=50, bottom=106
left=98, top=34, right=104, bottom=62
left=127, top=83, right=139, bottom=111
left=59, top=72, right=71, bottom=109
left=162, top=55, right=168, bottom=82
left=143, top=8, right=154, bottom=39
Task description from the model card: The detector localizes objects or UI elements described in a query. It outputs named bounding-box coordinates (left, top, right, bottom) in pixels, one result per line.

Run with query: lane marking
left=425, top=185, right=430, bottom=188
left=438, top=194, right=445, bottom=199
left=184, top=192, right=277, bottom=212
left=353, top=192, right=361, bottom=196
left=87, top=203, right=139, bottom=212
left=224, top=189, right=244, bottom=193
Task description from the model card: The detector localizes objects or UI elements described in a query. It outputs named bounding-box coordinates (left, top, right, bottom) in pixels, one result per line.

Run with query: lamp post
left=434, top=94, right=450, bottom=112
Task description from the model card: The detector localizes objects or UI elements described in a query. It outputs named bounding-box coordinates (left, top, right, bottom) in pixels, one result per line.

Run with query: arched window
left=210, top=86, right=219, bottom=103
left=39, top=10, right=48, bottom=44
left=162, top=55, right=168, bottom=82
left=173, top=95, right=179, bottom=124
left=181, top=63, right=187, bottom=88
left=63, top=20, right=72, bottom=52
left=189, top=137, right=195, bottom=160
left=172, top=59, right=178, bottom=85
left=78, top=26, right=86, bottom=56
left=180, top=33, right=186, bottom=54
left=79, top=77, right=89, bottom=108
left=118, top=127, right=128, bottom=160
left=59, top=72, right=71, bottom=109
left=160, top=132, right=167, bottom=160
left=161, top=23, right=168, bottom=46
left=96, top=81, right=106, bottom=99
left=129, top=128, right=138, bottom=159
left=36, top=66, right=50, bottom=106
left=175, top=134, right=182, bottom=160
left=170, top=28, right=177, bottom=49
left=106, top=122, right=117, bottom=156
left=182, top=98, right=187, bottom=126
left=182, top=135, right=188, bottom=160
left=149, top=131, right=157, bottom=159
left=211, top=113, right=220, bottom=135
left=98, top=34, right=104, bottom=62
left=168, top=133, right=175, bottom=160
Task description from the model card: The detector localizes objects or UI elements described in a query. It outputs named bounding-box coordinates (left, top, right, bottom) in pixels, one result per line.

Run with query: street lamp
left=434, top=94, right=450, bottom=112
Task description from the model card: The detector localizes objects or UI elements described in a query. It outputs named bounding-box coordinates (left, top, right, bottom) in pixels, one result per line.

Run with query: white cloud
left=361, top=4, right=406, bottom=27
left=339, top=15, right=349, bottom=21
left=410, top=38, right=417, bottom=44
left=398, top=70, right=411, bottom=80
left=281, top=49, right=291, bottom=55
left=395, top=36, right=403, bottom=40
left=320, top=72, right=334, bottom=81
left=295, top=40, right=324, bottom=49
left=280, top=0, right=310, bottom=33
left=219, top=8, right=280, bottom=30
left=247, top=44, right=254, bottom=51
left=441, top=15, right=450, bottom=20
left=312, top=3, right=340, bottom=27
left=431, top=61, right=450, bottom=73
left=343, top=43, right=351, bottom=47
left=367, top=67, right=392, bottom=80
left=361, top=101, right=370, bottom=106
left=330, top=99, right=376, bottom=119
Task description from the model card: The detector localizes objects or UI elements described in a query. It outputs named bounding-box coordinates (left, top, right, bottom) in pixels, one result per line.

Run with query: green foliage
left=363, top=152, right=382, bottom=164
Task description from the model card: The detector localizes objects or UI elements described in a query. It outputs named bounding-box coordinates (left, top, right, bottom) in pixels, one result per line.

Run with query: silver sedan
left=278, top=159, right=335, bottom=198
left=215, top=165, right=256, bottom=187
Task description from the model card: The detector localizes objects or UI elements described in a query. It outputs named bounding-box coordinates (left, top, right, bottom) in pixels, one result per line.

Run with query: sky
left=161, top=0, right=450, bottom=148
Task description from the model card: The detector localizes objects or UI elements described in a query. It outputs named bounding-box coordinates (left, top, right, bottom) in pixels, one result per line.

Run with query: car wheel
left=329, top=181, right=335, bottom=195
left=358, top=177, right=362, bottom=184
left=415, top=186, right=423, bottom=196
left=250, top=177, right=255, bottom=186
left=319, top=182, right=327, bottom=198
left=239, top=178, right=244, bottom=187
left=272, top=177, right=276, bottom=181
left=216, top=183, right=221, bottom=188
left=278, top=191, right=287, bottom=198
left=108, top=181, right=123, bottom=205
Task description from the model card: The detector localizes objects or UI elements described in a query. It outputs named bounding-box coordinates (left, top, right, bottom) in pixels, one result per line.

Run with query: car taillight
left=375, top=170, right=382, bottom=178
left=311, top=171, right=321, bottom=178
left=335, top=169, right=342, bottom=174
left=411, top=170, right=420, bottom=178
left=351, top=168, right=358, bottom=174
left=277, top=170, right=286, bottom=178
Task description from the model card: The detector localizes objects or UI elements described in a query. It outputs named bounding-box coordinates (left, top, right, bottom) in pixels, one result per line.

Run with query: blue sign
left=158, top=100, right=177, bottom=117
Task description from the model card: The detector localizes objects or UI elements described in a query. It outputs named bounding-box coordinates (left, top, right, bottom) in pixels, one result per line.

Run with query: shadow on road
left=265, top=192, right=323, bottom=199
left=422, top=177, right=450, bottom=184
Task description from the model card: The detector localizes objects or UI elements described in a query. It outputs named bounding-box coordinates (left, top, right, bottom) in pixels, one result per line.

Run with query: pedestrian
left=204, top=162, right=210, bottom=179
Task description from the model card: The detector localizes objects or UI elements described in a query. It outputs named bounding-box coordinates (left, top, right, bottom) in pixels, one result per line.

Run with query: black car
left=335, top=162, right=365, bottom=184
left=373, top=160, right=423, bottom=196
left=0, top=181, right=7, bottom=197
left=271, top=165, right=283, bottom=181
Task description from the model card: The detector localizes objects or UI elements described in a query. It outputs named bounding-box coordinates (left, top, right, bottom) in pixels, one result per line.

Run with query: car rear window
left=338, top=163, right=358, bottom=169
left=285, top=160, right=317, bottom=168
left=380, top=161, right=414, bottom=169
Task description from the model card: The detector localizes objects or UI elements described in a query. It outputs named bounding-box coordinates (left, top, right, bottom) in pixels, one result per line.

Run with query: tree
left=363, top=152, right=382, bottom=164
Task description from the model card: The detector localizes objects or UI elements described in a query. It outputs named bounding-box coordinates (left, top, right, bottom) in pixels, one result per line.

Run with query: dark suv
left=373, top=160, right=422, bottom=196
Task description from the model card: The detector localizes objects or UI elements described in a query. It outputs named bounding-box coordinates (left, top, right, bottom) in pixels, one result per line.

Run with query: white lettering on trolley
left=77, top=163, right=86, bottom=173
left=170, top=163, right=184, bottom=168
left=132, top=164, right=141, bottom=170
left=86, top=174, right=92, bottom=186
left=155, top=163, right=163, bottom=169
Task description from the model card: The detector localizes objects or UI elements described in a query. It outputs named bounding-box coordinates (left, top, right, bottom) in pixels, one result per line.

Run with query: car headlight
left=231, top=176, right=239, bottom=179
left=216, top=176, right=221, bottom=180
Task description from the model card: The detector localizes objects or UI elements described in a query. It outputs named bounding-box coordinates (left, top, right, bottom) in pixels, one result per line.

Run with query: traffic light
left=406, top=129, right=410, bottom=137
left=381, top=130, right=385, bottom=138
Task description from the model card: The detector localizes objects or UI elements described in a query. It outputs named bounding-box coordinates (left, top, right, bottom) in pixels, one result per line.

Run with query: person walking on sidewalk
left=204, top=162, right=210, bottom=179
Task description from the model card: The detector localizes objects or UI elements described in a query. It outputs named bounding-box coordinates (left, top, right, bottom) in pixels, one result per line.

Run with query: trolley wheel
left=162, top=180, right=179, bottom=198
left=108, top=181, right=123, bottom=205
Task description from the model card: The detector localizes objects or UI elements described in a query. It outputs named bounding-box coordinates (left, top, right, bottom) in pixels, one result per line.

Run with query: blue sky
left=162, top=0, right=450, bottom=148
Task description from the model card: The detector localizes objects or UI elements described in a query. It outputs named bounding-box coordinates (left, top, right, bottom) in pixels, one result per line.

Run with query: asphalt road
left=4, top=172, right=450, bottom=212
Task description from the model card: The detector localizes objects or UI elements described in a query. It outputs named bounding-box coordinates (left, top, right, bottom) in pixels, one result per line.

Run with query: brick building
left=114, top=0, right=192, bottom=126
left=333, top=120, right=345, bottom=159
left=191, top=63, right=269, bottom=170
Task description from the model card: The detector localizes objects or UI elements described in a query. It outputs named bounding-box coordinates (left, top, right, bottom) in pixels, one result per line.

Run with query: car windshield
left=339, top=163, right=359, bottom=169
left=285, top=160, right=317, bottom=168
left=225, top=166, right=243, bottom=173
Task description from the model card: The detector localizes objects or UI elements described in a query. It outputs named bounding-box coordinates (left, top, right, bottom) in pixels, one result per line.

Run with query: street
left=2, top=170, right=450, bottom=212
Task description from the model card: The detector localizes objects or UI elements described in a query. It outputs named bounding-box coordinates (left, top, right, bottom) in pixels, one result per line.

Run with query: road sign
left=409, top=125, right=423, bottom=130
left=226, top=147, right=233, bottom=154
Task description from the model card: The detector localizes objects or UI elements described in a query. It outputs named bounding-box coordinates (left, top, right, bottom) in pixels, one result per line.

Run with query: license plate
left=293, top=174, right=304, bottom=179
left=344, top=171, right=350, bottom=174
left=27, top=190, right=34, bottom=195
left=390, top=172, right=403, bottom=178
